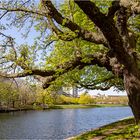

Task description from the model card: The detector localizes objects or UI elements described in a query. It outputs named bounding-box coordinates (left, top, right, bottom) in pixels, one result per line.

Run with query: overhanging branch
left=0, top=68, right=55, bottom=78
left=75, top=75, right=115, bottom=90
left=42, top=53, right=114, bottom=89
left=107, top=1, right=120, bottom=18
left=41, top=0, right=107, bottom=46
left=0, top=53, right=113, bottom=88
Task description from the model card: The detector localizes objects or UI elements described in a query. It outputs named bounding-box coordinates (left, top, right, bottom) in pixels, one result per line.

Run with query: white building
left=58, top=86, right=78, bottom=97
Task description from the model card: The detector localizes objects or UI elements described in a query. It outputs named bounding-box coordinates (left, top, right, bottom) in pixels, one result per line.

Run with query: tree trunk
left=124, top=70, right=140, bottom=124
left=12, top=101, right=15, bottom=108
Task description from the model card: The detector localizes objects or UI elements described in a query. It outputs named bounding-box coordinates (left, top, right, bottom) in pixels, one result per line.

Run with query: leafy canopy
left=0, top=0, right=140, bottom=91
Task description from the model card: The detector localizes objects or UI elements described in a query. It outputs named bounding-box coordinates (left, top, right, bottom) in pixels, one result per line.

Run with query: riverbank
left=51, top=104, right=127, bottom=109
left=0, top=104, right=127, bottom=112
left=0, top=106, right=33, bottom=113
left=67, top=117, right=140, bottom=140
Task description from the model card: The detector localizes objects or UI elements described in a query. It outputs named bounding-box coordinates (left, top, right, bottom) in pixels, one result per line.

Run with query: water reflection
left=0, top=107, right=133, bottom=139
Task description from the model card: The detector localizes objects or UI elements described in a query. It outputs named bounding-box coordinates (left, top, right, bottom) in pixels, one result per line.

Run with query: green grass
left=0, top=104, right=127, bottom=112
left=52, top=104, right=97, bottom=109
left=69, top=118, right=140, bottom=140
left=95, top=104, right=127, bottom=107
left=51, top=104, right=127, bottom=109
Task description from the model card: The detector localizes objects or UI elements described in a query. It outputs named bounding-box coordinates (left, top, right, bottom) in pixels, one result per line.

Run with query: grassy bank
left=0, top=105, right=33, bottom=113
left=0, top=104, right=128, bottom=112
left=51, top=104, right=127, bottom=109
left=68, top=117, right=140, bottom=140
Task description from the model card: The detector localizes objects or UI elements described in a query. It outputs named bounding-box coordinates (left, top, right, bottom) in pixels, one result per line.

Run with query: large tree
left=1, top=0, right=140, bottom=123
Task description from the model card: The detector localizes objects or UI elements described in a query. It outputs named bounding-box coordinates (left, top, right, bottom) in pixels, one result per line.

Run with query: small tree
left=78, top=93, right=94, bottom=104
left=36, top=89, right=55, bottom=106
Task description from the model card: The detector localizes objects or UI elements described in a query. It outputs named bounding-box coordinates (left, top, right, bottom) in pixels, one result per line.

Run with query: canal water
left=0, top=107, right=133, bottom=139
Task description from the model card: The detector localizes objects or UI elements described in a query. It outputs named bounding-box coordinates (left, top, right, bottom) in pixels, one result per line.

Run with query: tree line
left=0, top=78, right=97, bottom=110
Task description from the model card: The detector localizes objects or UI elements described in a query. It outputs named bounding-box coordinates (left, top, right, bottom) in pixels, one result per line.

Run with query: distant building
left=72, top=87, right=78, bottom=97
left=58, top=86, right=78, bottom=97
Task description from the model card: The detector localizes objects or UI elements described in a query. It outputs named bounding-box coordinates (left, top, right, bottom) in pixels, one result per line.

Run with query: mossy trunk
left=124, top=70, right=140, bottom=124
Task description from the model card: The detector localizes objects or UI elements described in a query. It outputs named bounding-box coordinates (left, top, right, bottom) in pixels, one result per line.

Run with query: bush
left=58, top=95, right=79, bottom=104
left=78, top=93, right=95, bottom=104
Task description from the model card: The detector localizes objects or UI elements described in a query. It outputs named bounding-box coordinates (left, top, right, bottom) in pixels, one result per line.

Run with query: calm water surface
left=0, top=107, right=133, bottom=139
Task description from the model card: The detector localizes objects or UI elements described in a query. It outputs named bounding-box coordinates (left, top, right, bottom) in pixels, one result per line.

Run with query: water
left=0, top=107, right=133, bottom=139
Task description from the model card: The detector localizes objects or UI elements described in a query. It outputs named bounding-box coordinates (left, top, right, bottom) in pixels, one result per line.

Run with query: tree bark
left=124, top=69, right=140, bottom=124
left=12, top=101, right=15, bottom=108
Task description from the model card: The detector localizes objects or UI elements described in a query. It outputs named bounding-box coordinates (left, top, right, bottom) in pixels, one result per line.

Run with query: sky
left=77, top=87, right=127, bottom=96
left=88, top=87, right=126, bottom=96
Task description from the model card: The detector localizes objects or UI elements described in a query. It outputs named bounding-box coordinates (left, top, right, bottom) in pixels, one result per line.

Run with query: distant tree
left=59, top=95, right=78, bottom=104
left=0, top=78, right=37, bottom=109
left=36, top=88, right=55, bottom=106
left=78, top=93, right=94, bottom=104
left=0, top=80, right=19, bottom=108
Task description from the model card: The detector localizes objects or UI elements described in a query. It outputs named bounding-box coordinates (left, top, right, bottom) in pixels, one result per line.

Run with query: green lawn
left=69, top=117, right=140, bottom=140
left=52, top=104, right=97, bottom=109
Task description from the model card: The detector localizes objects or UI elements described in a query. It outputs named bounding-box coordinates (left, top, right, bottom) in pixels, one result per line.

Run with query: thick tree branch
left=42, top=53, right=115, bottom=89
left=0, top=52, right=114, bottom=88
left=108, top=0, right=140, bottom=17
left=116, top=6, right=128, bottom=36
left=0, top=69, right=55, bottom=78
left=74, top=0, right=135, bottom=70
left=47, top=14, right=77, bottom=41
left=41, top=2, right=77, bottom=41
left=120, top=0, right=140, bottom=14
left=41, top=0, right=107, bottom=46
left=107, top=1, right=120, bottom=18
left=74, top=0, right=106, bottom=26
